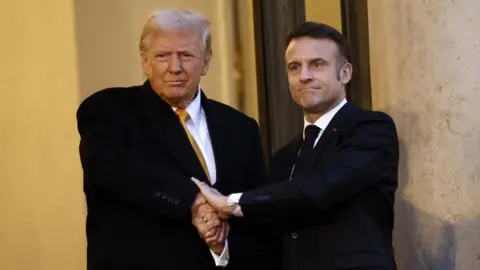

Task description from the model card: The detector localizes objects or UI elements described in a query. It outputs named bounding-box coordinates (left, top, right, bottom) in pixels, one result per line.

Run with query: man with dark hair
left=193, top=21, right=399, bottom=270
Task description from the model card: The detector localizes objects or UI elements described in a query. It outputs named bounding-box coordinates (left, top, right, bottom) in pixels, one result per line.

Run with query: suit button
left=291, top=231, right=298, bottom=239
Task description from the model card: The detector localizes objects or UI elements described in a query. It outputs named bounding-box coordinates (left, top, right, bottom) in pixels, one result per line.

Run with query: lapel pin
left=332, top=128, right=338, bottom=132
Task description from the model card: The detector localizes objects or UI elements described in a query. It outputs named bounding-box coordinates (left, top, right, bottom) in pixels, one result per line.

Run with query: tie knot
left=176, top=109, right=190, bottom=121
left=304, top=125, right=321, bottom=141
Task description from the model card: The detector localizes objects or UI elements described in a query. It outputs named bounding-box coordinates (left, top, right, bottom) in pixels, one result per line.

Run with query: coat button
left=291, top=231, right=298, bottom=239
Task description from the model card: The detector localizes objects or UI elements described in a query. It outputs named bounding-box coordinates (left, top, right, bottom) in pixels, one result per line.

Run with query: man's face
left=141, top=29, right=210, bottom=107
left=285, top=37, right=351, bottom=114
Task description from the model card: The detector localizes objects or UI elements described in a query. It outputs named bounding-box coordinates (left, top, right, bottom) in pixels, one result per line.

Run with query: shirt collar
left=172, top=86, right=202, bottom=127
left=303, top=98, right=347, bottom=137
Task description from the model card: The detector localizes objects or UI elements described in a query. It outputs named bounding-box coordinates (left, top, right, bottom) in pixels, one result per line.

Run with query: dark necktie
left=290, top=125, right=321, bottom=180
left=299, top=125, right=321, bottom=158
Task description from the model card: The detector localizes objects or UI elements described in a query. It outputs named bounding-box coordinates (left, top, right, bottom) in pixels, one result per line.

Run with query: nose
left=299, top=66, right=313, bottom=83
left=168, top=54, right=183, bottom=75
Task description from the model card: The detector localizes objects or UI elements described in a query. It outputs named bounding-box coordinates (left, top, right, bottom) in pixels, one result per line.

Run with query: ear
left=339, top=62, right=353, bottom=85
left=200, top=54, right=212, bottom=76
left=140, top=51, right=151, bottom=77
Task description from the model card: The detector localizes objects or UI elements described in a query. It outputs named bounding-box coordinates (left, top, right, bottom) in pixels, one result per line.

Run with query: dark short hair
left=285, top=21, right=349, bottom=62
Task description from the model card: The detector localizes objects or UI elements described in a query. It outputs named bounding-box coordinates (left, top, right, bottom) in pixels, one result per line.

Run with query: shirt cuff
left=227, top=193, right=244, bottom=217
left=209, top=239, right=229, bottom=267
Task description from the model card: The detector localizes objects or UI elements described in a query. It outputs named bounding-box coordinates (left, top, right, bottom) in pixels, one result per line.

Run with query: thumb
left=191, top=177, right=207, bottom=191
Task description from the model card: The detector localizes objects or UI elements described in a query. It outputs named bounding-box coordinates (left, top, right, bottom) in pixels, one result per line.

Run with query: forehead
left=150, top=29, right=203, bottom=51
left=285, top=37, right=339, bottom=62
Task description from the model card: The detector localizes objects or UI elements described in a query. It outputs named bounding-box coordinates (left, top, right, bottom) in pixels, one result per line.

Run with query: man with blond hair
left=77, top=8, right=279, bottom=270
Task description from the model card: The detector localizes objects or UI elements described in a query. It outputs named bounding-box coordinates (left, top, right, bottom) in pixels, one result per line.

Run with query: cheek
left=150, top=62, right=168, bottom=75
left=184, top=63, right=204, bottom=79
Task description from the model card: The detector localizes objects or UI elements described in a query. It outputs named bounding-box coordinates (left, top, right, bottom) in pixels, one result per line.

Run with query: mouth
left=298, top=87, right=320, bottom=92
left=166, top=81, right=186, bottom=86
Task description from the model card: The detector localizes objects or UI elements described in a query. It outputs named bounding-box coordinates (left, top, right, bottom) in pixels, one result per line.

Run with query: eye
left=288, top=64, right=300, bottom=72
left=181, top=52, right=194, bottom=59
left=311, top=60, right=326, bottom=68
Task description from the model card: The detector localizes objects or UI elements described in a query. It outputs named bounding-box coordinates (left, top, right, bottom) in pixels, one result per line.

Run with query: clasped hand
left=191, top=192, right=229, bottom=254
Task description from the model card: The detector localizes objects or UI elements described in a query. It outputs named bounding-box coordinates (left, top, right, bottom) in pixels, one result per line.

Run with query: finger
left=218, top=212, right=230, bottom=220
left=194, top=218, right=219, bottom=239
left=191, top=194, right=207, bottom=215
left=216, top=222, right=229, bottom=244
left=197, top=205, right=216, bottom=216
left=206, top=222, right=227, bottom=244
left=191, top=177, right=207, bottom=190
left=195, top=194, right=207, bottom=205
left=206, top=218, right=220, bottom=229
left=203, top=221, right=220, bottom=239
left=223, top=222, right=230, bottom=239
left=203, top=212, right=218, bottom=222
left=205, top=225, right=222, bottom=244
left=205, top=225, right=219, bottom=238
left=197, top=216, right=220, bottom=232
left=204, top=226, right=219, bottom=239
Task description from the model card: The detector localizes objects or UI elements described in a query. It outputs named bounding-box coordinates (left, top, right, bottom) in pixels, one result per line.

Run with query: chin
left=166, top=88, right=189, bottom=98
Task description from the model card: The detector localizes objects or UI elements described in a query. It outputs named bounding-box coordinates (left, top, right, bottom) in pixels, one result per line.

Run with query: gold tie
left=176, top=109, right=211, bottom=183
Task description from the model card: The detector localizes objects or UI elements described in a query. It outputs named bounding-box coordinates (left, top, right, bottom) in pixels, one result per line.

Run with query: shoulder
left=343, top=105, right=399, bottom=146
left=344, top=104, right=396, bottom=129
left=77, top=85, right=140, bottom=116
left=76, top=85, right=143, bottom=131
left=207, top=99, right=259, bottom=129
left=356, top=107, right=397, bottom=130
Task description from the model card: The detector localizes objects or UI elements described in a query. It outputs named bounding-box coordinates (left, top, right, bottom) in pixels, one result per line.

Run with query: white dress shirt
left=172, top=89, right=229, bottom=267
left=227, top=99, right=348, bottom=217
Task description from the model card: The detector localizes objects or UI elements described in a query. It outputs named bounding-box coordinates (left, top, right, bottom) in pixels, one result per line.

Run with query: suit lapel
left=284, top=136, right=303, bottom=181
left=313, top=102, right=357, bottom=157
left=291, top=103, right=357, bottom=180
left=136, top=81, right=209, bottom=183
left=201, top=93, right=228, bottom=187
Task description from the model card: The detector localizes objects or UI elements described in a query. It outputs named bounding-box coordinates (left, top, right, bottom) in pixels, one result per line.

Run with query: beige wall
left=235, top=0, right=259, bottom=121
left=368, top=0, right=480, bottom=269
left=305, top=0, right=342, bottom=31
left=0, top=0, right=86, bottom=270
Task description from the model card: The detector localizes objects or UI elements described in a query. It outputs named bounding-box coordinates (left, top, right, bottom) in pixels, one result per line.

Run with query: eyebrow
left=287, top=57, right=329, bottom=66
left=309, top=57, right=328, bottom=63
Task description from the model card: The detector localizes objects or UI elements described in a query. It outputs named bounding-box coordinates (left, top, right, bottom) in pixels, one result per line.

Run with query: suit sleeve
left=239, top=112, right=399, bottom=220
left=77, top=91, right=199, bottom=221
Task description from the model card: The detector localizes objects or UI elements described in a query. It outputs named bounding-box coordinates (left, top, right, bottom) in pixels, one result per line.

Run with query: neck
left=304, top=98, right=344, bottom=124
left=166, top=98, right=193, bottom=109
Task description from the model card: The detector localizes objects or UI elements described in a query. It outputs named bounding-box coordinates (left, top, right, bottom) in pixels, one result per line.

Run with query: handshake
left=190, top=177, right=232, bottom=255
